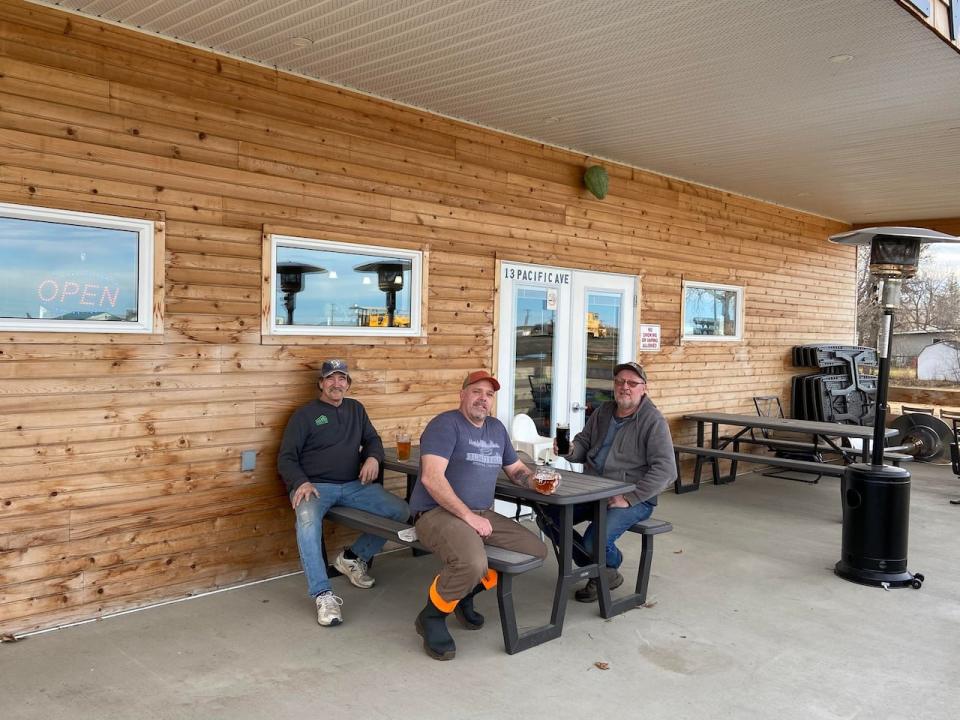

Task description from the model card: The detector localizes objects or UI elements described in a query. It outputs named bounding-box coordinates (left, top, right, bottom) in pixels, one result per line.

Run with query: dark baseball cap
left=320, top=359, right=351, bottom=382
left=613, top=361, right=647, bottom=383
left=462, top=370, right=501, bottom=391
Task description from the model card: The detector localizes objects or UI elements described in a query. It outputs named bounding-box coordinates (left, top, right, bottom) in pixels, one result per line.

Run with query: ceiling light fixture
left=828, top=54, right=854, bottom=64
left=292, top=37, right=314, bottom=48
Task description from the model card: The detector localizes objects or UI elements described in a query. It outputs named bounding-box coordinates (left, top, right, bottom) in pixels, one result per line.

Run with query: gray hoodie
left=567, top=397, right=676, bottom=505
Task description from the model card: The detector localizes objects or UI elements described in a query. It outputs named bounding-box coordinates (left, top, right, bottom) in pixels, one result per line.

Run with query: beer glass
left=534, top=465, right=561, bottom=493
left=397, top=431, right=411, bottom=461
left=555, top=423, right=570, bottom=455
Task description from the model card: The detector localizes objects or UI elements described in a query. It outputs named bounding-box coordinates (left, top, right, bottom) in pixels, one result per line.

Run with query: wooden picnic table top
left=683, top=412, right=897, bottom=439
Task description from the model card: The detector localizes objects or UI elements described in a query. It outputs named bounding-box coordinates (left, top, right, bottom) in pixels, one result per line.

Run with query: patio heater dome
left=277, top=261, right=325, bottom=325
left=827, top=226, right=959, bottom=589
left=355, top=260, right=408, bottom=327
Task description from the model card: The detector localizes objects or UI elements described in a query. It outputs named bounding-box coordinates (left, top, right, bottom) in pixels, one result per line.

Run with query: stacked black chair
left=789, top=345, right=878, bottom=425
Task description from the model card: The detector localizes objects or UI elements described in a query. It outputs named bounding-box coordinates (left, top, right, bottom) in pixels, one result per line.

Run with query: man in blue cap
left=278, top=359, right=409, bottom=627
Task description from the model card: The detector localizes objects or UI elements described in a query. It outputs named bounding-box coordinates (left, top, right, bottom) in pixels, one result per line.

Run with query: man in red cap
left=407, top=370, right=553, bottom=660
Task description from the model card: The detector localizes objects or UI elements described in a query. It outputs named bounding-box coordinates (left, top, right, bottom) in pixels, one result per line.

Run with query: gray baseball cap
left=613, top=361, right=647, bottom=383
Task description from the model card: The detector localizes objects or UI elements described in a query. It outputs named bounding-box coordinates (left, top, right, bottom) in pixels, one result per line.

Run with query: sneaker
left=315, top=592, right=343, bottom=626
left=334, top=550, right=375, bottom=589
left=574, top=569, right=624, bottom=603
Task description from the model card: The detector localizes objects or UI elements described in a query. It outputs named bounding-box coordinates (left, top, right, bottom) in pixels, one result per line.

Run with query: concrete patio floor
left=2, top=462, right=958, bottom=720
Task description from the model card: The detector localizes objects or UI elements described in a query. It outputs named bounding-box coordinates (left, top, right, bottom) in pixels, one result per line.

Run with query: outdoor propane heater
left=277, top=261, right=325, bottom=325
left=828, top=227, right=960, bottom=588
left=355, top=261, right=407, bottom=327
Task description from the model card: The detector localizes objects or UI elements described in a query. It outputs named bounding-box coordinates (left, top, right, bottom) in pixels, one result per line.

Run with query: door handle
left=571, top=402, right=585, bottom=412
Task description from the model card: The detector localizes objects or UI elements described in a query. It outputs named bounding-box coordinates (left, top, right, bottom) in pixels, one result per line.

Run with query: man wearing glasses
left=548, top=361, right=676, bottom=602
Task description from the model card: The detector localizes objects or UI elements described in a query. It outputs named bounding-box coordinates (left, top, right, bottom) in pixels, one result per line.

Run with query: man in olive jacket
left=548, top=361, right=676, bottom=602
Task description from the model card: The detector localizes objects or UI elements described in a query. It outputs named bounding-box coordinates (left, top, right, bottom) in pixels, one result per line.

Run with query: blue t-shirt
left=409, top=410, right=518, bottom=513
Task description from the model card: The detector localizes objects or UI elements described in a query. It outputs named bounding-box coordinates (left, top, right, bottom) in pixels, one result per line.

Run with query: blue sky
left=0, top=217, right=139, bottom=320
left=276, top=247, right=412, bottom=325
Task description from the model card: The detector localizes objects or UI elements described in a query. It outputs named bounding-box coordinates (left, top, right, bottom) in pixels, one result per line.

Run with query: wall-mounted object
left=583, top=165, right=609, bottom=199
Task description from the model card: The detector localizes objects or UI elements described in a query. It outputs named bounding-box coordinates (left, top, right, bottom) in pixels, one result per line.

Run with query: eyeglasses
left=613, top=378, right=645, bottom=388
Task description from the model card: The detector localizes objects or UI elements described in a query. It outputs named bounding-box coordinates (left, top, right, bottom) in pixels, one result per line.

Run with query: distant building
left=891, top=329, right=958, bottom=367
left=917, top=341, right=960, bottom=381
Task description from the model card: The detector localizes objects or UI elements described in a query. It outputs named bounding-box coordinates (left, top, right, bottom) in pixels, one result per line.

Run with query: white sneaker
left=334, top=550, right=375, bottom=589
left=315, top=592, right=343, bottom=626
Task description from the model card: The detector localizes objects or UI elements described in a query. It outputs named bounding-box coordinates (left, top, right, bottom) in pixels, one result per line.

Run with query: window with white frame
left=0, top=202, right=156, bottom=334
left=681, top=281, right=744, bottom=341
left=267, top=235, right=422, bottom=336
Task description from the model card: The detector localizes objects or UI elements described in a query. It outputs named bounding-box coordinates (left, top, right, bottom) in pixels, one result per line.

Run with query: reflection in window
left=682, top=281, right=743, bottom=341
left=584, top=293, right=620, bottom=417
left=270, top=236, right=421, bottom=336
left=0, top=203, right=153, bottom=333
left=514, top=287, right=555, bottom=435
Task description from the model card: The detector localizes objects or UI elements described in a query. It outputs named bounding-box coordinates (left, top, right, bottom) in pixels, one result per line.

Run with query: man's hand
left=607, top=494, right=629, bottom=509
left=291, top=483, right=319, bottom=509
left=465, top=513, right=493, bottom=538
left=358, top=457, right=379, bottom=484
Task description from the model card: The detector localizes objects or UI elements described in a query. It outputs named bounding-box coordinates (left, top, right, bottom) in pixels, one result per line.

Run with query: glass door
left=496, top=263, right=636, bottom=442
left=568, top=272, right=636, bottom=438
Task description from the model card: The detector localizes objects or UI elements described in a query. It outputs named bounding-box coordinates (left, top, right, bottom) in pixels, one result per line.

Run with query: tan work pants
left=414, top=507, right=547, bottom=602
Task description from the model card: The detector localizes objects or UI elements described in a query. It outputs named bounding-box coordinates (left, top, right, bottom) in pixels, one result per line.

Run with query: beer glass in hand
left=397, top=431, right=411, bottom=461
left=533, top=465, right=560, bottom=494
left=555, top=423, right=570, bottom=456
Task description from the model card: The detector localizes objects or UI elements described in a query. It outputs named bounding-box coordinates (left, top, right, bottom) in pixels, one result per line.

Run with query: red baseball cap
left=462, top=370, right=501, bottom=391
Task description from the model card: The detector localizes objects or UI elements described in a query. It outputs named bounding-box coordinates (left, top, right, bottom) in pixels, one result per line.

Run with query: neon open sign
left=37, top=278, right=121, bottom=308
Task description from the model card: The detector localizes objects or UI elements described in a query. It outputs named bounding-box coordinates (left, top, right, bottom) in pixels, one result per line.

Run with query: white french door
left=495, top=262, right=637, bottom=442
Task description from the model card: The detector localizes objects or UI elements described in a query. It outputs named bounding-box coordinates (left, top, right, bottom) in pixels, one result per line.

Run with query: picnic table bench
left=325, top=505, right=544, bottom=655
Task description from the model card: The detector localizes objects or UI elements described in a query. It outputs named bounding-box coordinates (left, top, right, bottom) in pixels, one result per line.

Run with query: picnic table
left=382, top=446, right=641, bottom=652
left=674, top=412, right=898, bottom=493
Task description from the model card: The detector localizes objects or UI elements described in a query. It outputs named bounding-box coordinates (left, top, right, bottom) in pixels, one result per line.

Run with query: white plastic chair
left=511, top=413, right=553, bottom=464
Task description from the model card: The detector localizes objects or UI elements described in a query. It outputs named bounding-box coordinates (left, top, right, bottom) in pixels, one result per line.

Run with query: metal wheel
left=889, top=413, right=954, bottom=462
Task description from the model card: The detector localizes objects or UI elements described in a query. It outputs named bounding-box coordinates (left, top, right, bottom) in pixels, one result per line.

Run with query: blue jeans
left=293, top=481, right=409, bottom=597
left=541, top=500, right=655, bottom=569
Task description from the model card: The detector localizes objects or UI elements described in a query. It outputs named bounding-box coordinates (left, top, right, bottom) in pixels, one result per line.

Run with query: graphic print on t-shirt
left=465, top=438, right=502, bottom=467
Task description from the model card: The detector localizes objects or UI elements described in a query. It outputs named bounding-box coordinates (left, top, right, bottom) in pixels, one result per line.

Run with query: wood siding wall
left=0, top=0, right=854, bottom=635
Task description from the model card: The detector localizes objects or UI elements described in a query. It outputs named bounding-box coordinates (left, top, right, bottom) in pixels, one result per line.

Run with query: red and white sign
left=639, top=324, right=661, bottom=351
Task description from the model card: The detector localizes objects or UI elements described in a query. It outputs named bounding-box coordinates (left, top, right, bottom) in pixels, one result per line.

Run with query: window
left=0, top=202, right=156, bottom=334
left=681, top=281, right=744, bottom=341
left=266, top=235, right=422, bottom=336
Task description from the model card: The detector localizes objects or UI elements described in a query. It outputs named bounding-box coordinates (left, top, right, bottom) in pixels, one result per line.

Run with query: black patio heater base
left=833, top=462, right=923, bottom=589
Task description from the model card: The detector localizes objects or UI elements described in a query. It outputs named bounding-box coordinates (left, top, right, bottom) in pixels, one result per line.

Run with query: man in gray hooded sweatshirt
left=548, top=361, right=675, bottom=602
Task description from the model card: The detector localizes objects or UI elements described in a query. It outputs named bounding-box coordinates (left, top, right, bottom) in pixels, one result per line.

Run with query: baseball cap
left=320, top=359, right=352, bottom=382
left=613, top=361, right=647, bottom=383
left=462, top=370, right=501, bottom=391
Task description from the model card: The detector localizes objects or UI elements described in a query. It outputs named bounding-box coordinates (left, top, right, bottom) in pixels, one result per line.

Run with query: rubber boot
left=415, top=599, right=456, bottom=661
left=453, top=584, right=485, bottom=630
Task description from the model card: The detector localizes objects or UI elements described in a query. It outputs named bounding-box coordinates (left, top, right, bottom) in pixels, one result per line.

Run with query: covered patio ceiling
left=32, top=0, right=960, bottom=223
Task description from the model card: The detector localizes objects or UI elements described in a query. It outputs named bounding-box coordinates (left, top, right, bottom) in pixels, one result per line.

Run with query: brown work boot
left=574, top=568, right=624, bottom=603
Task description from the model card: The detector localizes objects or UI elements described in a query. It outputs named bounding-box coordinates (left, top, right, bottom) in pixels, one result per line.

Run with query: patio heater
left=277, top=261, right=324, bottom=326
left=828, top=227, right=960, bottom=588
left=355, top=261, right=406, bottom=327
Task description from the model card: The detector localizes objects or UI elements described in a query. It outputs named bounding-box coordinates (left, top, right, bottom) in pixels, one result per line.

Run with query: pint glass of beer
left=555, top=423, right=570, bottom=455
left=397, top=432, right=411, bottom=461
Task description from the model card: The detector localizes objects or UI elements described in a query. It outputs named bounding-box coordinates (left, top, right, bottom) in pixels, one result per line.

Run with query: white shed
left=917, top=341, right=960, bottom=381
